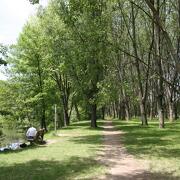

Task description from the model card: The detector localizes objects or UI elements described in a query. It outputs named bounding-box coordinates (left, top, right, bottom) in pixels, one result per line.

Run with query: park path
left=44, top=121, right=176, bottom=179
left=97, top=120, right=149, bottom=180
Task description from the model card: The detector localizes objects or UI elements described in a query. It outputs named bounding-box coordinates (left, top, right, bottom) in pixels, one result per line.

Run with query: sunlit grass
left=113, top=118, right=180, bottom=177
left=0, top=120, right=106, bottom=180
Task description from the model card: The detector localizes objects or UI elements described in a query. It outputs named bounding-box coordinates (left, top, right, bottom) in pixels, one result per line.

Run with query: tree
left=0, top=44, right=7, bottom=66
left=53, top=0, right=110, bottom=127
left=9, top=18, right=49, bottom=130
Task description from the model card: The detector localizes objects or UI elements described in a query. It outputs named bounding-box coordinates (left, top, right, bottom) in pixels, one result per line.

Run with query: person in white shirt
left=26, top=126, right=37, bottom=141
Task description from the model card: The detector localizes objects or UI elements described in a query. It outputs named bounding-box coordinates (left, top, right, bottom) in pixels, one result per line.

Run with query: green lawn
left=0, top=120, right=106, bottom=180
left=113, top=118, right=180, bottom=178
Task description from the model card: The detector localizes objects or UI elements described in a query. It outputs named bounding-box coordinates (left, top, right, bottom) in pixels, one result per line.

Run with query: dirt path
left=44, top=121, right=176, bottom=179
left=97, top=120, right=175, bottom=180
left=44, top=133, right=80, bottom=146
left=45, top=139, right=59, bottom=145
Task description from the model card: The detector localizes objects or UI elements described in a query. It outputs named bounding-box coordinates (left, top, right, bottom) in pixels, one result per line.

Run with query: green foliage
left=4, top=0, right=180, bottom=128
left=7, top=15, right=60, bottom=128
left=54, top=0, right=109, bottom=99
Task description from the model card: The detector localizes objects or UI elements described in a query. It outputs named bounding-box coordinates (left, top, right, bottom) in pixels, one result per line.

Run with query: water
left=0, top=128, right=25, bottom=147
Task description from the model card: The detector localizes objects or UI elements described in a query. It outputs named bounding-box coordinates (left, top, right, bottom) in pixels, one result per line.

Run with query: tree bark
left=131, top=3, right=148, bottom=125
left=91, top=104, right=97, bottom=128
left=37, top=55, right=47, bottom=130
left=125, top=102, right=130, bottom=121
left=63, top=106, right=69, bottom=126
left=101, top=106, right=105, bottom=120
left=154, top=0, right=165, bottom=128
left=55, top=72, right=70, bottom=127
left=74, top=102, right=81, bottom=121
left=169, top=101, right=175, bottom=122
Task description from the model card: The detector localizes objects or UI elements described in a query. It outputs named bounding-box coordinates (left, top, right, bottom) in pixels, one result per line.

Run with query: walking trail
left=97, top=120, right=175, bottom=180
left=44, top=121, right=176, bottom=179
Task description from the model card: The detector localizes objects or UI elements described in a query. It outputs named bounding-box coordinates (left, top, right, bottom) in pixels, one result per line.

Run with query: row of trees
left=0, top=0, right=179, bottom=130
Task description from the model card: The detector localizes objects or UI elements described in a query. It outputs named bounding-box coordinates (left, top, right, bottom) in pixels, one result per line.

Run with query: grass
left=0, top=120, right=106, bottom=180
left=113, top=118, right=180, bottom=177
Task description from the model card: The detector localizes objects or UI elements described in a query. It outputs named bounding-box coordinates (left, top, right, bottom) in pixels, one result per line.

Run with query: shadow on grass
left=61, top=120, right=105, bottom=131
left=70, top=134, right=103, bottom=146
left=67, top=121, right=106, bottom=145
left=113, top=119, right=180, bottom=159
left=86, top=126, right=104, bottom=131
left=0, top=156, right=103, bottom=180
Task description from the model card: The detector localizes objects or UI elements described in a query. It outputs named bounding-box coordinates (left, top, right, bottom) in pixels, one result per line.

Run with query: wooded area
left=0, top=0, right=179, bottom=137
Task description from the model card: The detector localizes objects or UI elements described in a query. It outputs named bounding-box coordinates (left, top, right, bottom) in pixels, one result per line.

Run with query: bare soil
left=97, top=120, right=177, bottom=180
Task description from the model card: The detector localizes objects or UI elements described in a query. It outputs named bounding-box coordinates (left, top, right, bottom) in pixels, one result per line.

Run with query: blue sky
left=0, top=0, right=48, bottom=80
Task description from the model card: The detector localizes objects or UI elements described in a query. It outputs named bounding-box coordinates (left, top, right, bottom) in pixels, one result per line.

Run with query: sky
left=0, top=0, right=48, bottom=80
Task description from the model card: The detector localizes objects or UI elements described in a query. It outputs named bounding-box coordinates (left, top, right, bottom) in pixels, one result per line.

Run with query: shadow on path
left=97, top=120, right=180, bottom=180
left=103, top=172, right=178, bottom=180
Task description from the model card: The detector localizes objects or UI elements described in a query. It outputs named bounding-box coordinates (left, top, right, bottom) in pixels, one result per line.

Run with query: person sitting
left=26, top=126, right=37, bottom=144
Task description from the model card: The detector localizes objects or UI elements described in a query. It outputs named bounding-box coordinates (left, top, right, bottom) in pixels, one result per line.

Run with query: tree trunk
left=120, top=101, right=126, bottom=120
left=154, top=0, right=165, bottom=128
left=157, top=98, right=164, bottom=128
left=91, top=104, right=97, bottom=128
left=37, top=55, right=47, bottom=130
left=125, top=102, right=130, bottom=121
left=149, top=92, right=154, bottom=120
left=140, top=97, right=148, bottom=125
left=113, top=103, right=116, bottom=119
left=55, top=72, right=71, bottom=127
left=174, top=102, right=179, bottom=120
left=41, top=101, right=47, bottom=131
left=74, top=102, right=81, bottom=121
left=101, top=106, right=105, bottom=120
left=131, top=3, right=148, bottom=125
left=169, top=101, right=175, bottom=122
left=63, top=107, right=69, bottom=126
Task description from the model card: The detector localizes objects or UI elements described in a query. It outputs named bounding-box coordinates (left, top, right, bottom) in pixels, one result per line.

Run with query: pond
left=0, top=127, right=25, bottom=148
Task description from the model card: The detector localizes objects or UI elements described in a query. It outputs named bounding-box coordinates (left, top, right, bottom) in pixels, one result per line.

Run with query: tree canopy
left=0, top=0, right=179, bottom=130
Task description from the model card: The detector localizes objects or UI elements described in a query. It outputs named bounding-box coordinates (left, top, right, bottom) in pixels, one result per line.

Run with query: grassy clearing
left=0, top=120, right=106, bottom=180
left=113, top=118, right=180, bottom=178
